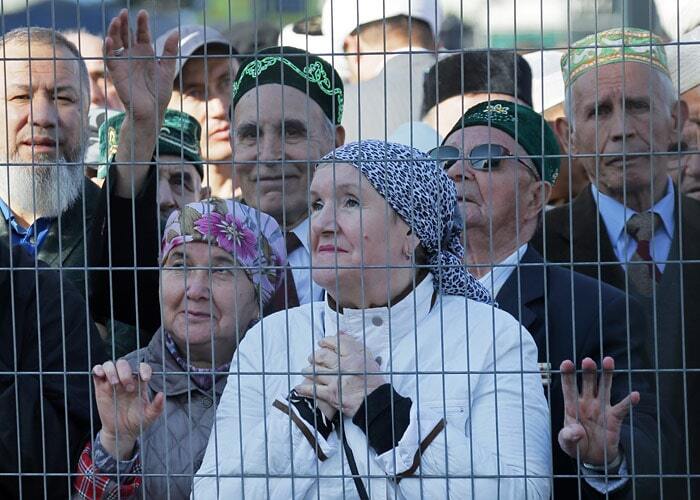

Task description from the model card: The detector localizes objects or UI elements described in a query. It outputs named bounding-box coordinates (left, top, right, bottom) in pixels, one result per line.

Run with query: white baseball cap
left=523, top=50, right=565, bottom=113
left=666, top=25, right=700, bottom=95
left=155, top=25, right=235, bottom=79
left=321, top=0, right=443, bottom=56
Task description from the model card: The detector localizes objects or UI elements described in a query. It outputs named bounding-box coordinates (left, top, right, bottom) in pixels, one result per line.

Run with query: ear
left=672, top=99, right=689, bottom=135
left=402, top=227, right=420, bottom=260
left=553, top=117, right=572, bottom=152
left=524, top=180, right=552, bottom=221
left=199, top=185, right=211, bottom=201
left=335, top=125, right=346, bottom=147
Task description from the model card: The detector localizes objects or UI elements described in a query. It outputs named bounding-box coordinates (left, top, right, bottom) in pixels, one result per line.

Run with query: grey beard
left=0, top=155, right=84, bottom=219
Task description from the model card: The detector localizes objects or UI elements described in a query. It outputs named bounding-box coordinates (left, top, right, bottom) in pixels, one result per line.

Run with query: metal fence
left=0, top=0, right=698, bottom=498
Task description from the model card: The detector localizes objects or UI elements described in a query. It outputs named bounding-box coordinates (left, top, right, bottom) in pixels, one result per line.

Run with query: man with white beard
left=0, top=27, right=99, bottom=297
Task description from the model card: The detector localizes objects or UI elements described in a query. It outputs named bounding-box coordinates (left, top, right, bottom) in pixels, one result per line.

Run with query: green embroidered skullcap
left=232, top=46, right=344, bottom=125
left=445, top=100, right=561, bottom=184
left=562, top=27, right=670, bottom=87
left=98, top=110, right=204, bottom=179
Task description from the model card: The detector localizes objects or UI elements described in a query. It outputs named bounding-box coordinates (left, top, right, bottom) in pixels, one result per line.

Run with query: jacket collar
left=322, top=273, right=435, bottom=358
left=496, top=246, right=542, bottom=329
left=143, top=329, right=228, bottom=397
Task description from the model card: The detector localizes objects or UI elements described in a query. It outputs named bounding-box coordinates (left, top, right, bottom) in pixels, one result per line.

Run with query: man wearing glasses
left=429, top=100, right=659, bottom=499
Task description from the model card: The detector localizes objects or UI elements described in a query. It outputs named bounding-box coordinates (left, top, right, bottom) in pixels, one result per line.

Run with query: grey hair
left=1, top=27, right=91, bottom=106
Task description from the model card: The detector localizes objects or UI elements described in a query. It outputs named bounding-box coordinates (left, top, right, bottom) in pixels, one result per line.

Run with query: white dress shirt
left=477, top=244, right=529, bottom=298
left=590, top=178, right=675, bottom=271
left=289, top=217, right=324, bottom=304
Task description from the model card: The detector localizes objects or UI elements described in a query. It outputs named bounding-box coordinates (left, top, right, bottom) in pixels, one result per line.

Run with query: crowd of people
left=0, top=1, right=698, bottom=499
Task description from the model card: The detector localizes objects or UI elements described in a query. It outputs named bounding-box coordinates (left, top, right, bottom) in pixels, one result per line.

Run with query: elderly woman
left=193, top=141, right=552, bottom=499
left=73, top=199, right=286, bottom=500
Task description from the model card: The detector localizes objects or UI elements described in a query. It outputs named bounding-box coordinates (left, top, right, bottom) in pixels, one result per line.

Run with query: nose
left=185, top=269, right=211, bottom=301
left=158, top=178, right=177, bottom=214
left=208, top=93, right=229, bottom=120
left=257, top=131, right=283, bottom=166
left=310, top=200, right=338, bottom=240
left=90, top=79, right=106, bottom=108
left=445, top=157, right=476, bottom=181
left=30, top=93, right=58, bottom=130
left=609, top=107, right=636, bottom=143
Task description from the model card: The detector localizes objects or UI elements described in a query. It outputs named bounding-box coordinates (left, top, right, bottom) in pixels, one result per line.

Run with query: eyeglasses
left=428, top=144, right=541, bottom=180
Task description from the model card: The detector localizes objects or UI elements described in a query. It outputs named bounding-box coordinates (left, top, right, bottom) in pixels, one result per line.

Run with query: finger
left=610, top=391, right=640, bottom=421
left=159, top=29, right=180, bottom=80
left=92, top=364, right=106, bottom=379
left=309, top=348, right=339, bottom=369
left=138, top=362, right=152, bottom=383
left=119, top=9, right=131, bottom=50
left=135, top=10, right=150, bottom=45
left=318, top=335, right=339, bottom=353
left=302, top=371, right=338, bottom=387
left=581, top=357, right=598, bottom=399
left=295, top=382, right=335, bottom=405
left=144, top=392, right=165, bottom=424
left=558, top=423, right=585, bottom=456
left=101, top=360, right=119, bottom=385
left=599, top=356, right=615, bottom=405
left=115, top=359, right=135, bottom=392
left=559, top=359, right=579, bottom=413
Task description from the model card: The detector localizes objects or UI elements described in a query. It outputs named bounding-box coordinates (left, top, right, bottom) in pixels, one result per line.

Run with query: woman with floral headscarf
left=73, top=198, right=286, bottom=500
left=194, top=142, right=551, bottom=498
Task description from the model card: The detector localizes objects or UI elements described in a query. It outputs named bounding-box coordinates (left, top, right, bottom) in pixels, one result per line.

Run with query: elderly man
left=435, top=100, right=659, bottom=498
left=156, top=25, right=239, bottom=198
left=0, top=240, right=105, bottom=499
left=667, top=25, right=700, bottom=200
left=231, top=46, right=345, bottom=307
left=533, top=28, right=700, bottom=493
left=323, top=0, right=441, bottom=140
left=0, top=27, right=100, bottom=297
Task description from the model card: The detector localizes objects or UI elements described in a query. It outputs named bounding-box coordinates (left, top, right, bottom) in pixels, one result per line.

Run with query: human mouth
left=184, top=310, right=213, bottom=321
left=21, top=137, right=57, bottom=153
left=208, top=123, right=231, bottom=141
left=317, top=244, right=347, bottom=253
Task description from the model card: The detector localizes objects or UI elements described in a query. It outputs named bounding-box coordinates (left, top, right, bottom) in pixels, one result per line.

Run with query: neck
left=279, top=210, right=307, bottom=232
left=174, top=338, right=235, bottom=369
left=12, top=207, right=40, bottom=228
left=606, top=180, right=668, bottom=213
left=328, top=269, right=427, bottom=311
left=204, top=163, right=236, bottom=198
left=464, top=230, right=523, bottom=279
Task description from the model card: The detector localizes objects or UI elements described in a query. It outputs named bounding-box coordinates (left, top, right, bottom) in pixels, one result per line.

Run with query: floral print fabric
left=161, top=198, right=286, bottom=306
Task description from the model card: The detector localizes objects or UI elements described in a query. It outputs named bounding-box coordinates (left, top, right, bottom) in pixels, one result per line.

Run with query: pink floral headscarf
left=161, top=198, right=286, bottom=306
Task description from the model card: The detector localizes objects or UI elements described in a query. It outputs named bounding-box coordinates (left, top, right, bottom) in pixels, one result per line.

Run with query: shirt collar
left=590, top=177, right=675, bottom=242
left=478, top=244, right=529, bottom=295
left=290, top=216, right=311, bottom=253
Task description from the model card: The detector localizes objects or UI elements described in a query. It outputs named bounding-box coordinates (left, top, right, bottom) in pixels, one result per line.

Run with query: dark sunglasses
left=428, top=144, right=540, bottom=180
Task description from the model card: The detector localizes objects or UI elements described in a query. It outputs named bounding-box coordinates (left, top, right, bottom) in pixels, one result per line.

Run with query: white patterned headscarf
left=317, top=140, right=492, bottom=303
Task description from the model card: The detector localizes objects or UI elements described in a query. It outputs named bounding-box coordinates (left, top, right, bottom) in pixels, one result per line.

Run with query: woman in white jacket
left=193, top=140, right=551, bottom=499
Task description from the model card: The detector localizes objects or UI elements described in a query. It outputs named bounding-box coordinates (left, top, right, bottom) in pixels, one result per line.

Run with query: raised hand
left=104, top=9, right=179, bottom=120
left=295, top=333, right=385, bottom=419
left=558, top=356, right=640, bottom=467
left=93, top=359, right=165, bottom=460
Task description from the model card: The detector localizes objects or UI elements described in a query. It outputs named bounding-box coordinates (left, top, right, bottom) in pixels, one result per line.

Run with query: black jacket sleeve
left=0, top=249, right=106, bottom=499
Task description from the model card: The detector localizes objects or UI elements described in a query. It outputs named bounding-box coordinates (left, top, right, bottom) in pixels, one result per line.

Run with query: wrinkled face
left=161, top=242, right=257, bottom=357
left=309, top=163, right=412, bottom=306
left=169, top=52, right=237, bottom=163
left=157, top=154, right=203, bottom=222
left=0, top=42, right=88, bottom=165
left=443, top=126, right=539, bottom=239
left=569, top=62, right=681, bottom=199
left=234, top=84, right=335, bottom=228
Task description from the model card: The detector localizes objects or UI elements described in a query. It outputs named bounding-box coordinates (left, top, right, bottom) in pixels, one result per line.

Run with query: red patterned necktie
left=624, top=212, right=662, bottom=297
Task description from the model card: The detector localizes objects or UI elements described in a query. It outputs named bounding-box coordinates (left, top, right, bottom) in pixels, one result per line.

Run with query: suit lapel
left=497, top=246, right=542, bottom=332
left=568, top=188, right=627, bottom=289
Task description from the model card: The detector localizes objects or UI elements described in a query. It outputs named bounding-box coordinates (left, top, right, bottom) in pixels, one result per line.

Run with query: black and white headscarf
left=317, top=140, right=492, bottom=303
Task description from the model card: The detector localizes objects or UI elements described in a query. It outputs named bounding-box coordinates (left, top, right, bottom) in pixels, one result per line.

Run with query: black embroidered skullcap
left=421, top=50, right=533, bottom=117
left=232, top=46, right=344, bottom=125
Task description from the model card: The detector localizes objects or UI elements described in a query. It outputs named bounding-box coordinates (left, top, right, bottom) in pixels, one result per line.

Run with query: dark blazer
left=532, top=187, right=700, bottom=495
left=498, top=246, right=659, bottom=499
left=0, top=241, right=106, bottom=499
left=0, top=178, right=101, bottom=299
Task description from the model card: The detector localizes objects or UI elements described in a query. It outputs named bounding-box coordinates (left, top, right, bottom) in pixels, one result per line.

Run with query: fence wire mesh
left=0, top=0, right=698, bottom=498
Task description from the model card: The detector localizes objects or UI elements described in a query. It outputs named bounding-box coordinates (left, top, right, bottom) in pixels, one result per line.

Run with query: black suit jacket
left=498, top=246, right=659, bottom=499
left=532, top=187, right=700, bottom=495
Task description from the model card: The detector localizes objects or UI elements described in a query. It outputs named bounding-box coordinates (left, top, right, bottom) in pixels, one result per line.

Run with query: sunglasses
left=428, top=144, right=541, bottom=180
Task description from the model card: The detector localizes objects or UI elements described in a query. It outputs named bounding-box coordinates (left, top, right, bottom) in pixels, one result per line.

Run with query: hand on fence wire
left=559, top=356, right=640, bottom=467
left=93, top=359, right=165, bottom=461
left=296, top=333, right=385, bottom=420
left=104, top=9, right=179, bottom=120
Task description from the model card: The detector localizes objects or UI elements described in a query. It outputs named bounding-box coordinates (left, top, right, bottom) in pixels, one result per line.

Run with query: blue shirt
left=0, top=198, right=54, bottom=256
left=590, top=177, right=675, bottom=271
